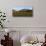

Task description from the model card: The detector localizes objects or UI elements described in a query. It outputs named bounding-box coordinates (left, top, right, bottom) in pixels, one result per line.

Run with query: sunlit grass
left=12, top=10, right=33, bottom=17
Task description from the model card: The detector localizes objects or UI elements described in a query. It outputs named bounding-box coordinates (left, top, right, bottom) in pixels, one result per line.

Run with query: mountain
left=19, top=9, right=32, bottom=12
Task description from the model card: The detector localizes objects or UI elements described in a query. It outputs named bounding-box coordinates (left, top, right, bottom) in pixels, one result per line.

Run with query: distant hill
left=19, top=9, right=32, bottom=12
left=12, top=9, right=32, bottom=12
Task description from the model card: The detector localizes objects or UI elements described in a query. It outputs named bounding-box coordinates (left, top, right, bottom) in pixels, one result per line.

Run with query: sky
left=13, top=6, right=32, bottom=11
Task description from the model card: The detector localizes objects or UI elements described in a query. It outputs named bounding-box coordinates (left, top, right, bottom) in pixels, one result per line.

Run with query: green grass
left=13, top=10, right=33, bottom=17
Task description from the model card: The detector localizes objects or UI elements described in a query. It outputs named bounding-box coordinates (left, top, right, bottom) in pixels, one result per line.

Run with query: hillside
left=12, top=9, right=32, bottom=17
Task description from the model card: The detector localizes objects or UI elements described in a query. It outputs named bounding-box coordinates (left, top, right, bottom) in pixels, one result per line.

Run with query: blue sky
left=13, top=6, right=32, bottom=11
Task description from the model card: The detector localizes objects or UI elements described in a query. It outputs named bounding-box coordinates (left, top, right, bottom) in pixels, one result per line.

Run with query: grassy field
left=12, top=9, right=33, bottom=17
